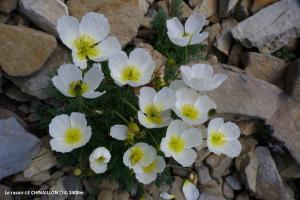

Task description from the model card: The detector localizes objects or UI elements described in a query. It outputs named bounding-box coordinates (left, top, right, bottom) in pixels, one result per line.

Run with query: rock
left=205, top=154, right=232, bottom=179
left=231, top=0, right=300, bottom=53
left=176, top=0, right=193, bottom=18
left=193, top=0, right=218, bottom=18
left=145, top=183, right=170, bottom=200
left=2, top=84, right=33, bottom=102
left=0, top=24, right=57, bottom=77
left=222, top=182, right=234, bottom=199
left=280, top=161, right=300, bottom=179
left=204, top=23, right=221, bottom=53
left=236, top=192, right=249, bottom=200
left=214, top=18, right=238, bottom=55
left=200, top=179, right=222, bottom=196
left=286, top=59, right=300, bottom=102
left=0, top=184, right=13, bottom=200
left=251, top=0, right=278, bottom=13
left=170, top=176, right=185, bottom=200
left=218, top=0, right=239, bottom=18
left=49, top=177, right=68, bottom=200
left=228, top=43, right=242, bottom=67
left=199, top=192, right=225, bottom=200
left=6, top=45, right=69, bottom=99
left=254, top=146, right=294, bottom=200
left=242, top=52, right=287, bottom=87
left=225, top=176, right=241, bottom=191
left=19, top=0, right=69, bottom=36
left=0, top=108, right=27, bottom=128
left=0, top=0, right=18, bottom=14
left=234, top=0, right=252, bottom=20
left=99, top=179, right=119, bottom=191
left=30, top=170, right=51, bottom=185
left=0, top=13, right=10, bottom=23
left=63, top=175, right=84, bottom=200
left=67, top=0, right=147, bottom=46
left=236, top=120, right=257, bottom=136
left=195, top=148, right=211, bottom=168
left=0, top=118, right=40, bottom=180
left=113, top=190, right=130, bottom=200
left=197, top=166, right=212, bottom=185
left=98, top=190, right=113, bottom=200
left=23, top=147, right=57, bottom=178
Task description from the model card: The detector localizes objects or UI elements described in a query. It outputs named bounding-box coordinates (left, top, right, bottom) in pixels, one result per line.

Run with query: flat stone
left=19, top=0, right=69, bottom=36
left=204, top=23, right=221, bottom=53
left=2, top=84, right=33, bottom=102
left=236, top=120, right=257, bottom=136
left=145, top=183, right=170, bottom=200
left=254, top=146, right=294, bottom=200
left=67, top=0, right=147, bottom=46
left=194, top=0, right=218, bottom=18
left=0, top=24, right=57, bottom=77
left=0, top=184, right=13, bottom=200
left=228, top=43, right=242, bottom=67
left=30, top=170, right=51, bottom=185
left=242, top=52, right=287, bottom=87
left=97, top=190, right=113, bottom=200
left=49, top=177, right=68, bottom=200
left=251, top=0, right=278, bottom=13
left=0, top=118, right=40, bottom=180
left=225, top=176, right=241, bottom=191
left=99, top=179, right=119, bottom=191
left=113, top=190, right=130, bottom=200
left=285, top=59, right=300, bottom=102
left=0, top=108, right=27, bottom=128
left=63, top=175, right=84, bottom=200
left=222, top=182, right=234, bottom=199
left=170, top=176, right=185, bottom=200
left=6, top=45, right=69, bottom=99
left=199, top=192, right=225, bottom=200
left=231, top=0, right=300, bottom=53
left=0, top=0, right=18, bottom=14
left=218, top=0, right=239, bottom=18
left=197, top=166, right=212, bottom=185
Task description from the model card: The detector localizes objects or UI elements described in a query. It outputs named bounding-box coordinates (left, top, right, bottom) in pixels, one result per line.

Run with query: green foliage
left=274, top=48, right=296, bottom=62
left=169, top=0, right=183, bottom=18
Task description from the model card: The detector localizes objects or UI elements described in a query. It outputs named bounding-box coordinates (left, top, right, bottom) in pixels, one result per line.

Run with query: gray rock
left=113, top=190, right=130, bottom=200
left=49, top=177, right=68, bottom=200
left=0, top=0, right=18, bottom=14
left=222, top=182, right=234, bottom=199
left=228, top=43, right=242, bottom=67
left=194, top=0, right=218, bottom=18
left=63, top=175, right=84, bottom=200
left=2, top=84, right=33, bottom=102
left=231, top=0, right=300, bottom=53
left=6, top=45, right=69, bottom=99
left=286, top=59, right=300, bottom=102
left=0, top=108, right=27, bottom=128
left=255, top=146, right=294, bottom=200
left=225, top=176, right=241, bottom=190
left=19, top=0, right=69, bottom=36
left=198, top=166, right=212, bottom=185
left=199, top=192, right=225, bottom=200
left=0, top=118, right=40, bottom=180
left=0, top=184, right=13, bottom=200
left=218, top=0, right=239, bottom=18
left=97, top=190, right=113, bottom=200
left=170, top=176, right=185, bottom=200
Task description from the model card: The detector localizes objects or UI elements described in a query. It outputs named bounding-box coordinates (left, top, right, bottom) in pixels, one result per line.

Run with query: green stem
left=148, top=131, right=159, bottom=148
left=114, top=110, right=128, bottom=123
left=122, top=98, right=138, bottom=112
left=185, top=46, right=188, bottom=64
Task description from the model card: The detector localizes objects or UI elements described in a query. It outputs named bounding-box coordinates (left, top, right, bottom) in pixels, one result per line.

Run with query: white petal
left=108, top=51, right=128, bottom=74
left=160, top=193, right=175, bottom=200
left=173, top=149, right=197, bottom=167
left=182, top=180, right=200, bottom=200
left=71, top=50, right=88, bottom=70
left=167, top=33, right=190, bottom=47
left=192, top=64, right=213, bottom=78
left=49, top=114, right=70, bottom=138
left=110, top=125, right=128, bottom=140
left=57, top=64, right=82, bottom=84
left=154, top=87, right=176, bottom=110
left=169, top=79, right=187, bottom=91
left=82, top=91, right=105, bottom=99
left=166, top=120, right=187, bottom=138
left=128, top=48, right=154, bottom=71
left=79, top=12, right=109, bottom=43
left=140, top=144, right=157, bottom=167
left=70, top=112, right=87, bottom=129
left=57, top=16, right=79, bottom=49
left=138, top=111, right=157, bottom=129
left=185, top=13, right=206, bottom=34
left=180, top=65, right=193, bottom=85
left=160, top=138, right=172, bottom=157
left=208, top=73, right=228, bottom=90
left=222, top=140, right=242, bottom=158
left=93, top=36, right=122, bottom=62
left=139, top=87, right=156, bottom=111
left=78, top=126, right=92, bottom=147
left=90, top=147, right=111, bottom=162
left=190, top=31, right=209, bottom=45
left=123, top=148, right=131, bottom=168
left=219, top=122, right=240, bottom=140
left=175, top=87, right=198, bottom=107
left=181, top=128, right=203, bottom=148
left=50, top=139, right=73, bottom=153
left=83, top=63, right=104, bottom=91
left=90, top=162, right=107, bottom=174
left=135, top=172, right=157, bottom=185
left=207, top=118, right=224, bottom=135
left=166, top=17, right=184, bottom=36
left=52, top=76, right=73, bottom=97
left=155, top=156, right=166, bottom=173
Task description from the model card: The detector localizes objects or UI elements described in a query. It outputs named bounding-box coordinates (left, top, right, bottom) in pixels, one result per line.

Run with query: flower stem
left=148, top=131, right=159, bottom=148
left=114, top=110, right=128, bottom=123
left=122, top=98, right=138, bottom=112
left=185, top=46, right=188, bottom=64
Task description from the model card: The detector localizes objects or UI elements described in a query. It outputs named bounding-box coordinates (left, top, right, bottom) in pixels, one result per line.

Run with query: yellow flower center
left=68, top=80, right=89, bottom=96
left=210, top=131, right=226, bottom=147
left=168, top=135, right=185, bottom=154
left=181, top=104, right=199, bottom=120
left=144, top=104, right=162, bottom=124
left=143, top=160, right=157, bottom=174
left=96, top=156, right=106, bottom=163
left=65, top=127, right=82, bottom=145
left=130, top=147, right=144, bottom=165
left=121, top=65, right=141, bottom=83
left=73, top=35, right=100, bottom=60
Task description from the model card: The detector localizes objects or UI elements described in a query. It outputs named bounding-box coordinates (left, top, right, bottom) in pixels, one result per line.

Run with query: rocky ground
left=0, top=0, right=300, bottom=200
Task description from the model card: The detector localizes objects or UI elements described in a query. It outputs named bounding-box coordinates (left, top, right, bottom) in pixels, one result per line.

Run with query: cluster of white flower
left=49, top=12, right=242, bottom=187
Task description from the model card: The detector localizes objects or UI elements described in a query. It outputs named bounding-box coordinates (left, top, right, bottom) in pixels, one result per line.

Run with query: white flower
left=180, top=64, right=227, bottom=91
left=173, top=87, right=216, bottom=125
left=167, top=13, right=208, bottom=47
left=207, top=118, right=242, bottom=157
left=89, top=147, right=111, bottom=174
left=108, top=48, right=155, bottom=87
left=169, top=79, right=187, bottom=92
left=138, top=87, right=176, bottom=128
left=110, top=121, right=140, bottom=141
left=49, top=112, right=92, bottom=153
left=134, top=156, right=166, bottom=184
left=160, top=120, right=202, bottom=167
left=160, top=193, right=175, bottom=200
left=123, top=143, right=156, bottom=171
left=52, top=63, right=105, bottom=99
left=182, top=179, right=200, bottom=200
left=57, top=12, right=121, bottom=69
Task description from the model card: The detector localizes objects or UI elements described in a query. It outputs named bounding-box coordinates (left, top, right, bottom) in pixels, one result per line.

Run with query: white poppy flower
left=108, top=48, right=155, bottom=87
left=173, top=87, right=216, bottom=125
left=89, top=147, right=111, bottom=174
left=160, top=193, right=175, bottom=200
left=134, top=156, right=166, bottom=184
left=207, top=118, right=242, bottom=157
left=57, top=12, right=121, bottom=69
left=182, top=179, right=200, bottom=200
left=180, top=64, right=227, bottom=91
left=167, top=13, right=208, bottom=47
left=169, top=79, right=187, bottom=92
left=160, top=120, right=202, bottom=167
left=110, top=121, right=140, bottom=141
left=138, top=87, right=176, bottom=128
left=52, top=63, right=105, bottom=99
left=123, top=143, right=156, bottom=171
left=49, top=112, right=92, bottom=153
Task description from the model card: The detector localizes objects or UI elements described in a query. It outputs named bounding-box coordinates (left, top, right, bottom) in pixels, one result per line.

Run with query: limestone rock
left=225, top=176, right=241, bottom=191
left=0, top=118, right=40, bottom=180
left=63, top=175, right=84, bottom=200
left=49, top=177, right=68, bottom=200
left=99, top=179, right=119, bottom=191
left=251, top=0, right=278, bottom=13
left=113, top=190, right=130, bottom=200
left=98, top=190, right=113, bottom=200
left=2, top=84, right=33, bottom=102
left=0, top=0, right=18, bottom=14
left=6, top=45, right=69, bottom=99
left=19, top=0, right=69, bottom=36
left=199, top=192, right=225, bottom=200
left=0, top=24, right=57, bottom=77
left=170, top=176, right=185, bottom=200
left=193, top=0, right=218, bottom=18
left=0, top=184, right=13, bottom=200
left=242, top=52, right=287, bottom=87
left=222, top=182, right=234, bottom=199
left=218, top=0, right=239, bottom=18
left=204, top=23, right=221, bottom=53
left=231, top=0, right=300, bottom=53
left=286, top=59, right=300, bottom=102
left=0, top=108, right=27, bottom=128
left=67, top=0, right=147, bottom=46
left=197, top=166, right=212, bottom=185
left=228, top=43, right=242, bottom=67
